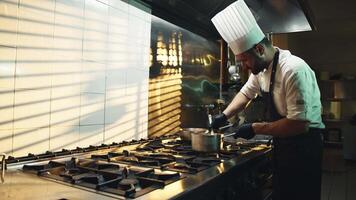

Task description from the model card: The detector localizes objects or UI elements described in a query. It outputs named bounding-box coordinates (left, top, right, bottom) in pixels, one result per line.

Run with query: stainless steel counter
left=137, top=148, right=271, bottom=200
left=1, top=143, right=271, bottom=200
left=1, top=169, right=120, bottom=200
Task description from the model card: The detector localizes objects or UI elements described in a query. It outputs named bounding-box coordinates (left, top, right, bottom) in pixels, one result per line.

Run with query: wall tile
left=108, top=0, right=128, bottom=12
left=126, top=68, right=149, bottom=95
left=16, top=0, right=55, bottom=88
left=80, top=93, right=105, bottom=125
left=0, top=92, right=14, bottom=130
left=13, top=89, right=51, bottom=128
left=50, top=93, right=81, bottom=127
left=0, top=0, right=150, bottom=157
left=79, top=124, right=104, bottom=147
left=13, top=127, right=49, bottom=157
left=15, top=57, right=53, bottom=90
left=16, top=25, right=53, bottom=89
left=105, top=67, right=126, bottom=90
left=51, top=61, right=81, bottom=127
left=51, top=62, right=82, bottom=88
left=19, top=0, right=55, bottom=11
left=103, top=124, right=120, bottom=144
left=17, top=0, right=54, bottom=43
left=96, top=0, right=109, bottom=5
left=54, top=0, right=84, bottom=60
left=50, top=126, right=79, bottom=151
left=107, top=6, right=128, bottom=66
left=55, top=0, right=84, bottom=27
left=104, top=124, right=135, bottom=144
left=127, top=4, right=151, bottom=71
left=81, top=61, right=106, bottom=93
left=104, top=122, right=137, bottom=143
left=82, top=0, right=108, bottom=63
left=0, top=47, right=16, bottom=130
left=0, top=130, right=13, bottom=154
left=0, top=0, right=18, bottom=47
left=105, top=88, right=126, bottom=124
left=0, top=46, right=16, bottom=89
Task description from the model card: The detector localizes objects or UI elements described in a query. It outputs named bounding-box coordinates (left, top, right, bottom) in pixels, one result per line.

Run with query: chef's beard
left=251, top=61, right=266, bottom=75
left=251, top=68, right=260, bottom=75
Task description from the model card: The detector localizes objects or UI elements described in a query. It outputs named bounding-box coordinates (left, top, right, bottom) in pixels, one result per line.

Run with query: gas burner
left=191, top=157, right=221, bottom=165
left=135, top=139, right=165, bottom=152
left=109, top=153, right=173, bottom=167
left=22, top=157, right=183, bottom=198
left=163, top=162, right=200, bottom=174
left=119, top=178, right=139, bottom=187
left=72, top=172, right=105, bottom=184
left=18, top=135, right=268, bottom=199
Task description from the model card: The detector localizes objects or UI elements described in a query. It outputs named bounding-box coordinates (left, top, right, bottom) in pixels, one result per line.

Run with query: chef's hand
left=233, top=123, right=255, bottom=140
left=210, top=113, right=228, bottom=129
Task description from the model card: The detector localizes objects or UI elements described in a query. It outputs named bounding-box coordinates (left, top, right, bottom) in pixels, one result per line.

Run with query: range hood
left=141, top=0, right=315, bottom=38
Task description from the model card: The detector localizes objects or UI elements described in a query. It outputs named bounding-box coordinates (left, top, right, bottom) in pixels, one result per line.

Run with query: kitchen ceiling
left=141, top=0, right=316, bottom=38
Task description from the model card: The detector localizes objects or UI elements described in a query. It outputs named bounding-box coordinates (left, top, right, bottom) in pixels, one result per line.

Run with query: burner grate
left=23, top=157, right=183, bottom=198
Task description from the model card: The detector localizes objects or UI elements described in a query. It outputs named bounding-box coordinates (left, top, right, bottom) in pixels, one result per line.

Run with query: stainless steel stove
left=2, top=135, right=272, bottom=200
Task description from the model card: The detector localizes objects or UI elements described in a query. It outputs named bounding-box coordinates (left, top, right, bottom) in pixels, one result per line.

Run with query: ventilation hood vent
left=141, top=0, right=315, bottom=38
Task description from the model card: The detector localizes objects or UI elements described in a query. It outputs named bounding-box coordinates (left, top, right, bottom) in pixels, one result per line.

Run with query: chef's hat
left=211, top=0, right=265, bottom=55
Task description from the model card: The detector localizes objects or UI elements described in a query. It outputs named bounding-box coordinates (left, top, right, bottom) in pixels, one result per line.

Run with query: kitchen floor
left=321, top=147, right=356, bottom=200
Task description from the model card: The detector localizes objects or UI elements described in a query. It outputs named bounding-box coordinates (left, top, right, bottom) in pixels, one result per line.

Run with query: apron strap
left=263, top=50, right=282, bottom=121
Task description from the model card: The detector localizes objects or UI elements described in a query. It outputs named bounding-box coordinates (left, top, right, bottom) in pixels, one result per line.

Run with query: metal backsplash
left=148, top=16, right=220, bottom=137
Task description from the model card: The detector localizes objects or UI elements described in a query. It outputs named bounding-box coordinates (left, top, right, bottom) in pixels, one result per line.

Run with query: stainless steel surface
left=136, top=145, right=271, bottom=200
left=2, top=137, right=271, bottom=200
left=181, top=128, right=207, bottom=134
left=178, top=128, right=207, bottom=141
left=178, top=129, right=192, bottom=141
left=191, top=132, right=222, bottom=152
left=191, top=123, right=234, bottom=152
left=247, top=0, right=314, bottom=33
left=1, top=169, right=120, bottom=200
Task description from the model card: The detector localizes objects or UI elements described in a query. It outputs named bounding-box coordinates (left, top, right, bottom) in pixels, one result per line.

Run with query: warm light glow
left=148, top=71, right=182, bottom=137
left=156, top=32, right=168, bottom=66
left=178, top=32, right=183, bottom=66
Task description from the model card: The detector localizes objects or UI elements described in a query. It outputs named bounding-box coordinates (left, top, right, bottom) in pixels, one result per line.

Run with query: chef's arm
left=223, top=92, right=250, bottom=119
left=252, top=118, right=309, bottom=137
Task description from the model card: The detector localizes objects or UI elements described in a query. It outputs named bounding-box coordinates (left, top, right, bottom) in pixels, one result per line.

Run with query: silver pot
left=191, top=131, right=222, bottom=152
left=178, top=128, right=206, bottom=141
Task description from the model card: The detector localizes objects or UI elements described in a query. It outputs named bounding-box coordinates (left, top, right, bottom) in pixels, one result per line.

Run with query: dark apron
left=261, top=50, right=323, bottom=200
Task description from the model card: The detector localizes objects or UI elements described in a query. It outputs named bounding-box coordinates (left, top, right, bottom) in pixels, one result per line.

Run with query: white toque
left=211, top=0, right=265, bottom=55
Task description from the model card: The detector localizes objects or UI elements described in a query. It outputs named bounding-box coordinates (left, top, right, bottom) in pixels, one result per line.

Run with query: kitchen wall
left=0, top=0, right=151, bottom=157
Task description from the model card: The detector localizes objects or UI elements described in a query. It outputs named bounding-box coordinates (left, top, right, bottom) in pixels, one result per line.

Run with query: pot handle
left=208, top=114, right=213, bottom=127
left=222, top=132, right=236, bottom=138
left=218, top=123, right=233, bottom=131
left=207, top=114, right=213, bottom=133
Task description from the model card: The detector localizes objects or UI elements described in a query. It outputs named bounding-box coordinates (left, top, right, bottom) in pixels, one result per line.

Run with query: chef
left=210, top=1, right=324, bottom=200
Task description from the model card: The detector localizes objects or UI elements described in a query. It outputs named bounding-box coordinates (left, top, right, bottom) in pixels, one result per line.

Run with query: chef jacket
left=240, top=48, right=325, bottom=129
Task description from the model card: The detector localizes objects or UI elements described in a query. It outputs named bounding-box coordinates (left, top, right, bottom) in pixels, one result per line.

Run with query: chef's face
left=235, top=46, right=266, bottom=75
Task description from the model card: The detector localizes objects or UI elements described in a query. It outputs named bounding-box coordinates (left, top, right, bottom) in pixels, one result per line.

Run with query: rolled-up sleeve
left=240, top=74, right=260, bottom=99
left=285, top=69, right=313, bottom=121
